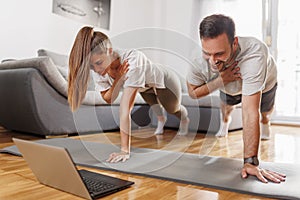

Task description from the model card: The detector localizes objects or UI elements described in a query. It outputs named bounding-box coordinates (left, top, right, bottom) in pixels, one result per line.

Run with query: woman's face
left=90, top=51, right=112, bottom=76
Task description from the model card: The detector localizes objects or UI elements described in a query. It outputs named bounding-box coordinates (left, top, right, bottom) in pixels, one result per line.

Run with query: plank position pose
left=68, top=26, right=189, bottom=163
left=187, top=14, right=286, bottom=183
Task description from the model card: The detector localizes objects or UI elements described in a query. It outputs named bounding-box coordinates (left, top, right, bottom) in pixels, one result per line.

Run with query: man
left=187, top=14, right=285, bottom=183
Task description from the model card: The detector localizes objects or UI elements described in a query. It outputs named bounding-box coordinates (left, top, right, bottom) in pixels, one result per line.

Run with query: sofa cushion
left=181, top=92, right=221, bottom=108
left=37, top=49, right=70, bottom=80
left=56, top=65, right=68, bottom=80
left=37, top=49, right=69, bottom=68
left=0, top=57, right=109, bottom=105
left=38, top=49, right=98, bottom=92
left=1, top=59, right=17, bottom=63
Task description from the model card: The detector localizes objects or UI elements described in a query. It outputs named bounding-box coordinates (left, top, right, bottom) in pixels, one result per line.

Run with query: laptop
left=13, top=138, right=134, bottom=200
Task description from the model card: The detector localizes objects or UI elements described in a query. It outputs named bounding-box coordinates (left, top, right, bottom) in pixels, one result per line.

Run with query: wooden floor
left=1, top=124, right=300, bottom=200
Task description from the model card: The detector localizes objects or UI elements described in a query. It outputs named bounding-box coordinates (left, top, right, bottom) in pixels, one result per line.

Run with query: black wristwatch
left=244, top=156, right=259, bottom=166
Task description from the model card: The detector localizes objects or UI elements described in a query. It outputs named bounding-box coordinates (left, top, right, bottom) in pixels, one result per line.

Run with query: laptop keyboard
left=79, top=170, right=116, bottom=193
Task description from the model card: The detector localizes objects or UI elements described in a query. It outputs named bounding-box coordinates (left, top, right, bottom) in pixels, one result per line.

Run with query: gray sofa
left=0, top=49, right=242, bottom=137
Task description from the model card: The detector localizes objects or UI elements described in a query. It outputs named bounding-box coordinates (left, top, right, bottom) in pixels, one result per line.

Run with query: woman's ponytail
left=68, top=26, right=94, bottom=111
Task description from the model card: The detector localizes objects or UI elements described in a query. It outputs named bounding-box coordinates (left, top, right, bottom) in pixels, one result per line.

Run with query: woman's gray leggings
left=140, top=68, right=188, bottom=121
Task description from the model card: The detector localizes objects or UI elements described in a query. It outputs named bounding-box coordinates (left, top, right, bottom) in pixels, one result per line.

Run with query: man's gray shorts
left=220, top=83, right=277, bottom=112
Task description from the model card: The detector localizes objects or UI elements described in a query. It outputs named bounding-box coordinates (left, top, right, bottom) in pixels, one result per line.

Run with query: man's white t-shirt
left=187, top=36, right=277, bottom=96
left=92, top=49, right=166, bottom=93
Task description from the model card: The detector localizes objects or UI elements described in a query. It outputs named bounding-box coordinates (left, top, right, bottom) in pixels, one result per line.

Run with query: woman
left=68, top=26, right=189, bottom=163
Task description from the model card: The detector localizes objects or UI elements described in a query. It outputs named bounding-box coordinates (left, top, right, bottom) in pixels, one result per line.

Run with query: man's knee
left=221, top=102, right=235, bottom=115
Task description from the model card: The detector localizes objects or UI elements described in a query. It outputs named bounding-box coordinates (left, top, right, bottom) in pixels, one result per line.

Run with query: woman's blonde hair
left=68, top=26, right=112, bottom=111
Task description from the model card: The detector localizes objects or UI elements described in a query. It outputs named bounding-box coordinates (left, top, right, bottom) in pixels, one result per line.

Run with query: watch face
left=244, top=156, right=259, bottom=166
left=253, top=157, right=259, bottom=166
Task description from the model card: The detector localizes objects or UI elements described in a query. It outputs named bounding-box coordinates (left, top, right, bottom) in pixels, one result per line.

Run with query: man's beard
left=209, top=45, right=240, bottom=73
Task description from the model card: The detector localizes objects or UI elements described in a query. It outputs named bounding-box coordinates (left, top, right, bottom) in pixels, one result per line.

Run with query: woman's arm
left=107, top=87, right=139, bottom=163
left=101, top=60, right=129, bottom=103
left=101, top=78, right=123, bottom=103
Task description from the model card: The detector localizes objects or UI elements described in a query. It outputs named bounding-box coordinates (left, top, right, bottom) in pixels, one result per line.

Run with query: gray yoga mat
left=1, top=138, right=300, bottom=200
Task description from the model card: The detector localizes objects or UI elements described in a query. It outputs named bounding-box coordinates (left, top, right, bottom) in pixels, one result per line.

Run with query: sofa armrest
left=0, top=57, right=67, bottom=95
left=0, top=57, right=108, bottom=105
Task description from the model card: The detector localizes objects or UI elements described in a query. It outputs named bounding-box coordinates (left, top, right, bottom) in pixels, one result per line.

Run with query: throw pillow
left=37, top=49, right=96, bottom=91
left=37, top=49, right=69, bottom=67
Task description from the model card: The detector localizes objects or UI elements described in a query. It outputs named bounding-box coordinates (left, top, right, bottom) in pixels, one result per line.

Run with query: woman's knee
left=165, top=105, right=188, bottom=120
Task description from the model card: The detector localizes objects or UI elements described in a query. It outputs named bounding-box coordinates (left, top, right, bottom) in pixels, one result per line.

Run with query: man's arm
left=187, top=76, right=224, bottom=99
left=242, top=92, right=261, bottom=158
left=241, top=91, right=286, bottom=183
left=187, top=63, right=241, bottom=99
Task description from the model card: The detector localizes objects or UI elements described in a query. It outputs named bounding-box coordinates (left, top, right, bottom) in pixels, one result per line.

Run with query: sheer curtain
left=271, top=0, right=300, bottom=124
left=190, top=0, right=263, bottom=41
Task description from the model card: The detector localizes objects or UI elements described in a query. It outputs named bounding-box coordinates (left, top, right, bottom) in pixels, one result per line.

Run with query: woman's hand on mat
left=241, top=163, right=286, bottom=183
left=107, top=151, right=130, bottom=163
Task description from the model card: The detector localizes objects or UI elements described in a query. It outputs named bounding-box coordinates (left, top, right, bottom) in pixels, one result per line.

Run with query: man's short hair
left=199, top=14, right=236, bottom=44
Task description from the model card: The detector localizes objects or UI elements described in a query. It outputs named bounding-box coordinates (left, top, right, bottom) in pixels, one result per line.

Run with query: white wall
left=147, top=0, right=202, bottom=76
left=0, top=0, right=200, bottom=77
left=0, top=0, right=164, bottom=60
left=0, top=0, right=81, bottom=59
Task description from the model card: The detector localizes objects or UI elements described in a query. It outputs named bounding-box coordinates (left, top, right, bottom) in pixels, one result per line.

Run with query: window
left=272, top=0, right=300, bottom=124
left=196, top=0, right=263, bottom=39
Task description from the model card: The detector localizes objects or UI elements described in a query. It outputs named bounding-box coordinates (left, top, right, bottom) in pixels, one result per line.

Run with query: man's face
left=201, top=32, right=233, bottom=73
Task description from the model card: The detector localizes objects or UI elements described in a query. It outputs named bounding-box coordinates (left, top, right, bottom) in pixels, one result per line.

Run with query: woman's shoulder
left=118, top=49, right=146, bottom=60
left=118, top=49, right=149, bottom=67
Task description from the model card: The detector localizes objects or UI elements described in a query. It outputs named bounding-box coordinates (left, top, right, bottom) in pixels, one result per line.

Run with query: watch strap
left=244, top=156, right=259, bottom=166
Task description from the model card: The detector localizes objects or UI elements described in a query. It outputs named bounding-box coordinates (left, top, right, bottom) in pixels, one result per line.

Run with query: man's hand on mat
left=107, top=151, right=130, bottom=163
left=241, top=163, right=286, bottom=183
